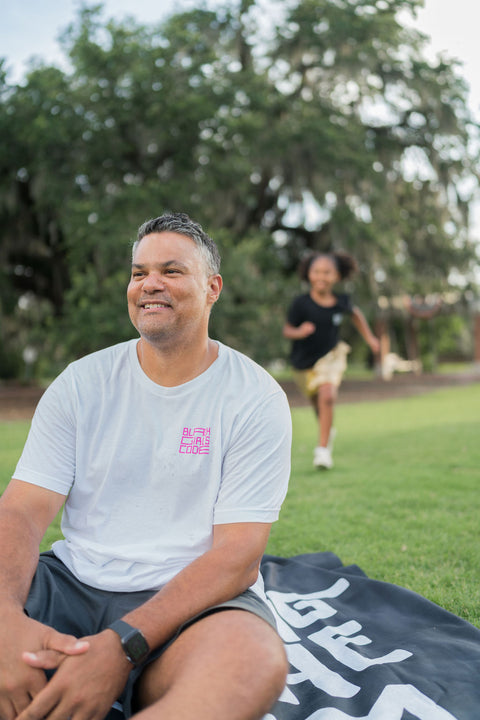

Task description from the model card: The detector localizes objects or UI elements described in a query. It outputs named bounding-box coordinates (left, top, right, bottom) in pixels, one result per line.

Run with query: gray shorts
left=25, top=552, right=277, bottom=718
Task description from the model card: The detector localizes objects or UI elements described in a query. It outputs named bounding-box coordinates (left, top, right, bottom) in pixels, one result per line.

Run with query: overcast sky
left=413, top=0, right=479, bottom=118
left=2, top=2, right=478, bottom=240
left=1, top=0, right=478, bottom=119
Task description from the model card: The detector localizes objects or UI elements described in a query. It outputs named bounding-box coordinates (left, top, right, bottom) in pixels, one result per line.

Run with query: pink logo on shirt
left=179, top=427, right=211, bottom=455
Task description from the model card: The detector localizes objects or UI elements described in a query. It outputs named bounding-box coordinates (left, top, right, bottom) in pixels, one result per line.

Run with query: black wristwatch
left=108, top=619, right=150, bottom=666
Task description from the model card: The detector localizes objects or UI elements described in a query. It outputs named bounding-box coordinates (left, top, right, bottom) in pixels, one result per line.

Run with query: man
left=0, top=213, right=292, bottom=720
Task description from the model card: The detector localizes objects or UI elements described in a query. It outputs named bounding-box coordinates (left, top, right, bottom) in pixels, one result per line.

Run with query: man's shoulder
left=66, top=339, right=135, bottom=377
left=217, top=343, right=285, bottom=396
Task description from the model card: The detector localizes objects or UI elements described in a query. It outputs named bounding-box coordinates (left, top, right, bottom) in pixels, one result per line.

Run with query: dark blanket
left=261, top=552, right=480, bottom=720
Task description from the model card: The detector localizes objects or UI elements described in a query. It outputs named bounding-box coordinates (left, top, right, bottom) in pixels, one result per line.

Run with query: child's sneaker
left=313, top=446, right=333, bottom=469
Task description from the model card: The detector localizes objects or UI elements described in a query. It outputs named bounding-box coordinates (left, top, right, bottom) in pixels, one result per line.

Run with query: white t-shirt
left=14, top=340, right=291, bottom=595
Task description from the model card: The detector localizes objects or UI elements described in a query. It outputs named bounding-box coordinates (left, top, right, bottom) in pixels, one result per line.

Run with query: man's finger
left=46, top=632, right=90, bottom=655
left=16, top=685, right=60, bottom=720
left=22, top=634, right=90, bottom=670
left=22, top=650, right=65, bottom=670
left=12, top=691, right=34, bottom=717
left=0, top=698, right=16, bottom=720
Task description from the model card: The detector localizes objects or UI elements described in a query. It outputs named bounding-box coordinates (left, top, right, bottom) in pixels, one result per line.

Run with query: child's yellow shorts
left=293, top=341, right=351, bottom=398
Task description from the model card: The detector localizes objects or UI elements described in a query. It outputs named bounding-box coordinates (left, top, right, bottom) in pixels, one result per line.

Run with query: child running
left=283, top=251, right=380, bottom=469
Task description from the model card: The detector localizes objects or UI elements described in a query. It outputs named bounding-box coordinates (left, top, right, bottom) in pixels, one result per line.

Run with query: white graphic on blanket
left=263, top=582, right=457, bottom=720
left=263, top=683, right=456, bottom=719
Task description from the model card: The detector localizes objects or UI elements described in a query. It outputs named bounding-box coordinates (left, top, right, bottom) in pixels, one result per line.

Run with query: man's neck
left=136, top=337, right=219, bottom=386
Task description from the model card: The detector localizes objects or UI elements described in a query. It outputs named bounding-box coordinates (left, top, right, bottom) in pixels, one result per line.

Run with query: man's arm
left=0, top=480, right=89, bottom=720
left=19, top=521, right=272, bottom=720
left=121, top=521, right=271, bottom=648
left=0, top=480, right=63, bottom=606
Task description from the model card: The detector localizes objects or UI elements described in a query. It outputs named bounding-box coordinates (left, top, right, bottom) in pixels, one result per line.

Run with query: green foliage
left=405, top=312, right=473, bottom=371
left=432, top=314, right=473, bottom=360
left=0, top=0, right=479, bottom=376
left=0, top=340, right=21, bottom=379
left=211, top=230, right=297, bottom=362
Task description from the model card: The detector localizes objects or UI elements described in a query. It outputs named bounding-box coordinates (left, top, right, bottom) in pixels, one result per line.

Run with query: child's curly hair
left=299, top=251, right=358, bottom=283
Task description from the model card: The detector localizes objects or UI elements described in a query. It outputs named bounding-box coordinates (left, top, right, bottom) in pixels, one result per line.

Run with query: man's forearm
left=122, top=546, right=254, bottom=648
left=119, top=523, right=269, bottom=652
left=0, top=479, right=64, bottom=611
left=0, top=507, right=41, bottom=609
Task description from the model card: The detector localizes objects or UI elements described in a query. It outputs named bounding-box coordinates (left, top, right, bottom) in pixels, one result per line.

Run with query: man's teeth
left=144, top=303, right=167, bottom=309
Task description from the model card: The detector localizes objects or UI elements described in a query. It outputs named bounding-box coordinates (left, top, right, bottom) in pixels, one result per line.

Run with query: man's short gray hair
left=134, top=213, right=221, bottom=275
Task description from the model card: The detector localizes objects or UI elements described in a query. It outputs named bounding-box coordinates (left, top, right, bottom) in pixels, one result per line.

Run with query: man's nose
left=142, top=272, right=165, bottom=292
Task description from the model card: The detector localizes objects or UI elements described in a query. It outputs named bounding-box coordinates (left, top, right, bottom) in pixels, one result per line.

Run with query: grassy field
left=268, top=383, right=480, bottom=628
left=1, top=382, right=479, bottom=627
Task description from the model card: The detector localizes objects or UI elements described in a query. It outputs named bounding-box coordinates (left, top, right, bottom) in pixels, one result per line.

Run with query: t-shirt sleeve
left=213, top=389, right=292, bottom=525
left=13, top=369, right=77, bottom=496
left=287, top=296, right=306, bottom=327
left=339, top=293, right=354, bottom=315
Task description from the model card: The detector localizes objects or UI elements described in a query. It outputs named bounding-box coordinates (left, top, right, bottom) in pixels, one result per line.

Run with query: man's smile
left=140, top=301, right=172, bottom=310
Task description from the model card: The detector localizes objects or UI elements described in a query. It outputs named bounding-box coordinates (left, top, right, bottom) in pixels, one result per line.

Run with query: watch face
left=124, top=628, right=149, bottom=665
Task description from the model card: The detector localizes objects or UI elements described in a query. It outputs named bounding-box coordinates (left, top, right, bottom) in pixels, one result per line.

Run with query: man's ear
left=208, top=274, right=223, bottom=305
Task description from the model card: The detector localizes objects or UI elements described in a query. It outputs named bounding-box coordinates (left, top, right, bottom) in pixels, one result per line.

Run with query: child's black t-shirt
left=287, top=292, right=353, bottom=370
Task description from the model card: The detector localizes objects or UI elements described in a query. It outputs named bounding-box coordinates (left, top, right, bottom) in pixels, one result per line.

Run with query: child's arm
left=282, top=321, right=316, bottom=340
left=351, top=307, right=380, bottom=354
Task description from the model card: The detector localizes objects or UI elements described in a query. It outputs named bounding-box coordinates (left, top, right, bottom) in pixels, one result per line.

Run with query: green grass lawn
left=2, top=382, right=479, bottom=627
left=0, top=422, right=64, bottom=549
left=267, top=382, right=480, bottom=628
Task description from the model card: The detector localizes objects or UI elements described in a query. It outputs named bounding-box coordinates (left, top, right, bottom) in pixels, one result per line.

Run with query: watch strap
left=108, top=619, right=150, bottom=666
left=109, top=619, right=136, bottom=637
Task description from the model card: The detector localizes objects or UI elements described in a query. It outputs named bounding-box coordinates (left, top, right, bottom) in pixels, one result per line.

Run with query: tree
left=0, top=0, right=478, bottom=378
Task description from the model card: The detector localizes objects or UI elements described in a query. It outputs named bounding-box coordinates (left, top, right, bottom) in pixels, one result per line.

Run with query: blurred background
left=1, top=0, right=479, bottom=382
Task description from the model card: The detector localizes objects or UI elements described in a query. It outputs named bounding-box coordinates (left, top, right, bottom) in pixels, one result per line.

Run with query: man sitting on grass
left=0, top=212, right=292, bottom=720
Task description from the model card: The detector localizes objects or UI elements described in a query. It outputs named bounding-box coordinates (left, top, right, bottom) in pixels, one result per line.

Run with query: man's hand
left=0, top=609, right=89, bottom=720
left=22, top=642, right=90, bottom=671
left=16, top=630, right=132, bottom=720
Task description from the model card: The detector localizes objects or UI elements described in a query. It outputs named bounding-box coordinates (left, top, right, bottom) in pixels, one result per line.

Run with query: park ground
left=1, top=365, right=480, bottom=420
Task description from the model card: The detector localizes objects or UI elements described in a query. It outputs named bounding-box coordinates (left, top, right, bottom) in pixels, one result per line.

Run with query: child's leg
left=316, top=383, right=337, bottom=447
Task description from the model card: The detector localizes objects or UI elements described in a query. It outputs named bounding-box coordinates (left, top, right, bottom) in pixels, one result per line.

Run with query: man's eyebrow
left=163, top=260, right=189, bottom=269
left=131, top=260, right=190, bottom=270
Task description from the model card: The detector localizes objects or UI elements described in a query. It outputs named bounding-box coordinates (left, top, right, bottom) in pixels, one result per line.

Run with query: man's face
left=127, top=231, right=221, bottom=347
